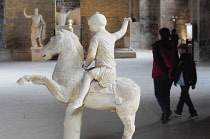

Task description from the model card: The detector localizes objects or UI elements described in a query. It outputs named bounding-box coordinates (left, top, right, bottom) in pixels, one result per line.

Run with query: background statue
left=56, top=7, right=71, bottom=25
left=17, top=14, right=140, bottom=139
left=66, top=8, right=80, bottom=25
left=24, top=8, right=46, bottom=47
left=56, top=8, right=80, bottom=25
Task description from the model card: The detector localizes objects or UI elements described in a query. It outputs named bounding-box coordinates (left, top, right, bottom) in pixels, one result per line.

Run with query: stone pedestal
left=31, top=47, right=44, bottom=61
left=114, top=48, right=136, bottom=58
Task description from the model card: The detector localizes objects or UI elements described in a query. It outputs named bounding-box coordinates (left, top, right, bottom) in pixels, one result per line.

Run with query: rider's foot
left=72, top=99, right=83, bottom=109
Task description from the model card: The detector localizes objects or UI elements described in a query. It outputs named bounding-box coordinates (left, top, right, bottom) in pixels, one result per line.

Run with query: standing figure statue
left=56, top=6, right=71, bottom=25
left=72, top=12, right=132, bottom=109
left=24, top=8, right=46, bottom=47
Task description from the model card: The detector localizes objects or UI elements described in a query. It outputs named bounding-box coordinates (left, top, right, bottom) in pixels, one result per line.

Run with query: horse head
left=42, top=31, right=64, bottom=60
left=42, top=30, right=84, bottom=64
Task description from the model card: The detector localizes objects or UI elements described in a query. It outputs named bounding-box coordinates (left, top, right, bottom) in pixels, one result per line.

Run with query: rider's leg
left=72, top=72, right=93, bottom=109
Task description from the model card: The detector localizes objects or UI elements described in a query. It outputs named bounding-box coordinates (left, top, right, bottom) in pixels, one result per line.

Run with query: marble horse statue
left=17, top=27, right=140, bottom=139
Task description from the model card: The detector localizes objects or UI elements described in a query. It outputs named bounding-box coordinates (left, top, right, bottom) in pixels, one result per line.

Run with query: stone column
left=193, top=0, right=210, bottom=62
left=0, top=0, right=6, bottom=49
left=0, top=0, right=11, bottom=61
left=191, top=0, right=200, bottom=62
left=139, top=0, right=160, bottom=49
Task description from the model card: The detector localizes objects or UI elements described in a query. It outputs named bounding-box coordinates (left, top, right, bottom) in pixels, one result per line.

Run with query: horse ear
left=57, top=31, right=64, bottom=40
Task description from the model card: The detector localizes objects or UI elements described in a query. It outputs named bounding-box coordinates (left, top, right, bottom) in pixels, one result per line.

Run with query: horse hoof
left=17, top=78, right=26, bottom=85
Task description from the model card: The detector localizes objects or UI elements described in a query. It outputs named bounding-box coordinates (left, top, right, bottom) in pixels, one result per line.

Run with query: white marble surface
left=17, top=27, right=139, bottom=139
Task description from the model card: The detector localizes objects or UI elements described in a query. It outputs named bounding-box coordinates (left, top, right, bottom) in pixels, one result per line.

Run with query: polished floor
left=0, top=50, right=210, bottom=139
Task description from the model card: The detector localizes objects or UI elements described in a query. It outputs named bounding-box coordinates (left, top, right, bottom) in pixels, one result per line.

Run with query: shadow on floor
left=133, top=116, right=210, bottom=139
left=86, top=134, right=121, bottom=139
left=86, top=117, right=210, bottom=139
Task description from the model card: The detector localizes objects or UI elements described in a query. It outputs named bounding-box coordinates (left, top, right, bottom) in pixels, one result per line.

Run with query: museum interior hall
left=0, top=0, right=210, bottom=139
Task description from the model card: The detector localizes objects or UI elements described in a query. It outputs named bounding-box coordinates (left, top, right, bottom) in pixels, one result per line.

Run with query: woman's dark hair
left=172, top=29, right=177, bottom=34
left=159, top=28, right=170, bottom=38
left=178, top=44, right=189, bottom=52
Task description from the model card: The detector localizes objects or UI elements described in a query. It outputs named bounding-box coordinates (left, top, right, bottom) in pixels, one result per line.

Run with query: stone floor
left=0, top=50, right=210, bottom=139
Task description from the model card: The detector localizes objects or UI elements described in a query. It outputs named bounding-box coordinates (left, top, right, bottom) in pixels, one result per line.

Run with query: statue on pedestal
left=17, top=13, right=140, bottom=139
left=24, top=8, right=46, bottom=47
left=56, top=8, right=81, bottom=26
left=56, top=7, right=71, bottom=25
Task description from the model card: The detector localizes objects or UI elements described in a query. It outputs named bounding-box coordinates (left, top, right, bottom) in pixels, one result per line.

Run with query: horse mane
left=53, top=30, right=85, bottom=91
left=60, top=29, right=84, bottom=60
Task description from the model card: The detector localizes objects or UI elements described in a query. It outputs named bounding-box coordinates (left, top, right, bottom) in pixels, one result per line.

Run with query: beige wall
left=80, top=0, right=130, bottom=49
left=5, top=0, right=55, bottom=49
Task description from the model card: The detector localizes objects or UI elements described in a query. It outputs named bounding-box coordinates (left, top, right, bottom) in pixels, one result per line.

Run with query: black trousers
left=154, top=74, right=173, bottom=116
left=176, top=85, right=197, bottom=115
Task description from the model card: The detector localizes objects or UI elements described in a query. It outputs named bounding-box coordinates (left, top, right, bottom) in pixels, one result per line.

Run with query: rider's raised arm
left=113, top=17, right=131, bottom=41
left=83, top=37, right=99, bottom=68
left=24, top=8, right=33, bottom=18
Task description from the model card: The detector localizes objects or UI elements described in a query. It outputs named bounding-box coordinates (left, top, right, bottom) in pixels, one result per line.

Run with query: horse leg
left=18, top=75, right=44, bottom=85
left=63, top=103, right=83, bottom=139
left=117, top=110, right=136, bottom=139
left=17, top=75, right=70, bottom=103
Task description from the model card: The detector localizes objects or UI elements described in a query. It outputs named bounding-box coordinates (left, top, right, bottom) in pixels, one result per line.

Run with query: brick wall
left=5, top=0, right=55, bottom=49
left=0, top=0, right=6, bottom=49
left=131, top=0, right=139, bottom=21
left=160, top=0, right=191, bottom=40
left=80, top=0, right=130, bottom=50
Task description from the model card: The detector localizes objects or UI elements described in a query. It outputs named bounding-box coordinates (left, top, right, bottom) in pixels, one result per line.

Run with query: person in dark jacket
left=170, top=29, right=179, bottom=46
left=152, top=28, right=178, bottom=124
left=174, top=44, right=198, bottom=120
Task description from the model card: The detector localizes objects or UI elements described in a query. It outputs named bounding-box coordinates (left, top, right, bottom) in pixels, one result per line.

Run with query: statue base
left=114, top=48, right=136, bottom=58
left=31, top=47, right=44, bottom=61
